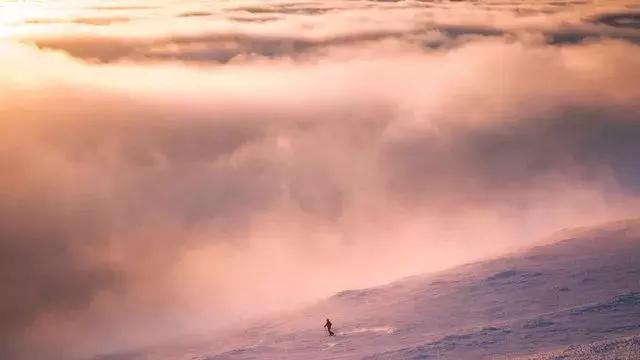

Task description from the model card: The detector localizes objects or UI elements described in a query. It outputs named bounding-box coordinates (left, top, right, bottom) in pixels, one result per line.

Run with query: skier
left=324, top=318, right=335, bottom=336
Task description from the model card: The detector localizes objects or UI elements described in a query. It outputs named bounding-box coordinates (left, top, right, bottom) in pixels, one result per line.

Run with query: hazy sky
left=1, top=0, right=640, bottom=359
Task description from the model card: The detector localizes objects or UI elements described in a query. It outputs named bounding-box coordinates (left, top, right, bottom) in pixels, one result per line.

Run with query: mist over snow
left=1, top=0, right=640, bottom=359
left=115, top=219, right=640, bottom=359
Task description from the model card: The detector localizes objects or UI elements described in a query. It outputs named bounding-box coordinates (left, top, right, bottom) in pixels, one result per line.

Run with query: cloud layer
left=1, top=1, right=640, bottom=359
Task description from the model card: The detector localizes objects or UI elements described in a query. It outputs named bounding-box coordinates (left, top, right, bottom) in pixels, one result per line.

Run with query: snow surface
left=94, top=219, right=640, bottom=359
left=516, top=335, right=640, bottom=360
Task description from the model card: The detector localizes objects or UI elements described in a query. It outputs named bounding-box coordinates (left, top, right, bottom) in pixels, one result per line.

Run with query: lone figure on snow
left=324, top=318, right=335, bottom=336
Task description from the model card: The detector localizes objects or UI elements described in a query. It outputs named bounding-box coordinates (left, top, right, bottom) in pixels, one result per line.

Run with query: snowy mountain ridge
left=95, top=219, right=640, bottom=359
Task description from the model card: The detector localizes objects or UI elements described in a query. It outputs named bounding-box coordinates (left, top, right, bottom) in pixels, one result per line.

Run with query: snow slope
left=517, top=335, right=640, bottom=360
left=95, top=219, right=640, bottom=359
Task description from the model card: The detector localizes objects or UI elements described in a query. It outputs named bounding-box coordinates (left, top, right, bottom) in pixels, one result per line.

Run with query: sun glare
left=0, top=0, right=64, bottom=36
left=0, top=1, right=54, bottom=21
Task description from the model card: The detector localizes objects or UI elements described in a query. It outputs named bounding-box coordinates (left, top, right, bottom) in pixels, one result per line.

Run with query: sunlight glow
left=0, top=0, right=78, bottom=37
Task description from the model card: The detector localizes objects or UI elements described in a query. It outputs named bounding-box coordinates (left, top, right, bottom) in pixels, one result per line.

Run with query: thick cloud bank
left=1, top=0, right=640, bottom=359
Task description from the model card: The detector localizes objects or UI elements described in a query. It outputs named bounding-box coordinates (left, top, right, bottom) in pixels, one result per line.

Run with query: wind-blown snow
left=93, top=219, right=640, bottom=359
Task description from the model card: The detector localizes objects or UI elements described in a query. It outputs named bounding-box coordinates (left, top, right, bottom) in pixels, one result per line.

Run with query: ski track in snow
left=339, top=326, right=396, bottom=336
